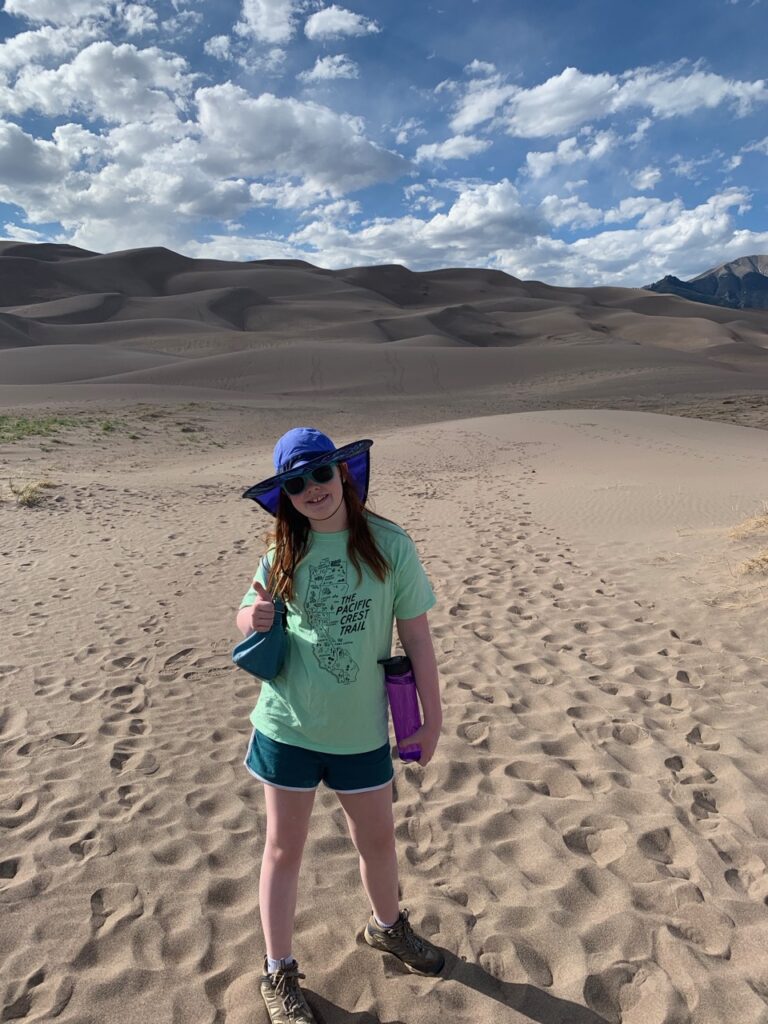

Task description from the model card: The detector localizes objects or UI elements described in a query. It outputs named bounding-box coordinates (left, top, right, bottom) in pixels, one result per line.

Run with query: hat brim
left=242, top=439, right=373, bottom=516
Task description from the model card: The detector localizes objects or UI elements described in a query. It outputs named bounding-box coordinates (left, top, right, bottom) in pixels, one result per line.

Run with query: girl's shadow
left=305, top=949, right=610, bottom=1024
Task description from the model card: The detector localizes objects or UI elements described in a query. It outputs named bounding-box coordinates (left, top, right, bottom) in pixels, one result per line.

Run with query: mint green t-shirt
left=238, top=515, right=436, bottom=754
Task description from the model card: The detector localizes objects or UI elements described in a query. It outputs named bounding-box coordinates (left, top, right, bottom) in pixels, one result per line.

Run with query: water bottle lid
left=378, top=654, right=412, bottom=675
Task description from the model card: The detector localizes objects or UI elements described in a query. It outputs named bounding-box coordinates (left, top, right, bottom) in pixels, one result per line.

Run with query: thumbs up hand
left=250, top=580, right=275, bottom=634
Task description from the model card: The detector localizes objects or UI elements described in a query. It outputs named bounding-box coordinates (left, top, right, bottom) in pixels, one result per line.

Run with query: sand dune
left=2, top=244, right=768, bottom=410
left=2, top=404, right=767, bottom=1023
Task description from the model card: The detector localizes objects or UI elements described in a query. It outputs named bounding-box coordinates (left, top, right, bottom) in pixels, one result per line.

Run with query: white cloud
left=614, top=64, right=767, bottom=118
left=393, top=118, right=424, bottom=145
left=743, top=136, right=768, bottom=155
left=0, top=75, right=411, bottom=254
left=415, top=134, right=491, bottom=163
left=304, top=6, right=380, bottom=40
left=603, top=196, right=669, bottom=225
left=406, top=190, right=444, bottom=213
left=236, top=0, right=297, bottom=44
left=627, top=117, right=652, bottom=143
left=670, top=153, right=712, bottom=181
left=445, top=62, right=768, bottom=139
left=0, top=41, right=194, bottom=125
left=465, top=59, right=496, bottom=76
left=404, top=184, right=445, bottom=213
left=298, top=54, right=359, bottom=82
left=119, top=3, right=157, bottom=35
left=507, top=67, right=618, bottom=137
left=300, top=198, right=361, bottom=222
left=2, top=0, right=111, bottom=24
left=449, top=67, right=516, bottom=133
left=291, top=178, right=543, bottom=267
left=203, top=35, right=232, bottom=60
left=183, top=234, right=306, bottom=262
left=253, top=47, right=287, bottom=73
left=160, top=10, right=203, bottom=35
left=0, top=119, right=67, bottom=184
left=278, top=180, right=768, bottom=289
left=2, top=222, right=51, bottom=242
left=631, top=166, right=662, bottom=190
left=525, top=131, right=616, bottom=178
left=249, top=181, right=333, bottom=208
left=203, top=32, right=285, bottom=73
left=196, top=84, right=408, bottom=192
left=0, top=23, right=103, bottom=75
left=539, top=194, right=602, bottom=229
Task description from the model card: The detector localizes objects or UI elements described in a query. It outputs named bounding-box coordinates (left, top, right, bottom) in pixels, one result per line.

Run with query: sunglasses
left=281, top=463, right=337, bottom=496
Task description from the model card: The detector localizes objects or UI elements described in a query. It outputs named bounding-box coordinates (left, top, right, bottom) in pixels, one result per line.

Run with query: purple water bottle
left=379, top=655, right=422, bottom=762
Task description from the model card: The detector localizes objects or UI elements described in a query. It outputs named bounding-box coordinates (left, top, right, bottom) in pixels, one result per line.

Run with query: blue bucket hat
left=242, top=427, right=373, bottom=516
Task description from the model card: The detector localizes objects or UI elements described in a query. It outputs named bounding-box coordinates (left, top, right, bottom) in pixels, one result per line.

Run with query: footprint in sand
left=610, top=721, right=651, bottom=746
left=0, top=793, right=39, bottom=830
left=690, top=788, right=719, bottom=822
left=74, top=643, right=99, bottom=663
left=685, top=724, right=720, bottom=751
left=664, top=755, right=717, bottom=786
left=720, top=851, right=768, bottom=902
left=0, top=704, right=28, bottom=740
left=33, top=674, right=68, bottom=697
left=69, top=829, right=117, bottom=862
left=674, top=669, right=702, bottom=688
left=90, top=884, right=144, bottom=931
left=0, top=968, right=73, bottom=1021
left=159, top=648, right=195, bottom=680
left=667, top=903, right=734, bottom=958
left=457, top=719, right=490, bottom=747
left=584, top=959, right=688, bottom=1024
left=657, top=691, right=690, bottom=712
left=0, top=856, right=51, bottom=900
left=68, top=682, right=100, bottom=703
left=637, top=823, right=699, bottom=882
left=563, top=816, right=629, bottom=867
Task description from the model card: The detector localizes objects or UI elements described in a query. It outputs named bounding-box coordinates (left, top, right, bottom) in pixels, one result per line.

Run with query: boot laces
left=392, top=908, right=428, bottom=954
left=271, top=964, right=309, bottom=1019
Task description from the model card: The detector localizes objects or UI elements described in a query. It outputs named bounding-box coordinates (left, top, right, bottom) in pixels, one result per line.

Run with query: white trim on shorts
left=332, top=775, right=394, bottom=795
left=244, top=762, right=318, bottom=791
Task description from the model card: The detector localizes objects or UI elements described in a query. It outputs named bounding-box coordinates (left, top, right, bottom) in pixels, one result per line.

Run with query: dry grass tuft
left=9, top=479, right=57, bottom=508
left=730, top=505, right=768, bottom=540
left=739, top=550, right=768, bottom=575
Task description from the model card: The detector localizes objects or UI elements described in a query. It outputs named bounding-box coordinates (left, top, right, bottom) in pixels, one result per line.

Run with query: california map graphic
left=306, top=557, right=370, bottom=685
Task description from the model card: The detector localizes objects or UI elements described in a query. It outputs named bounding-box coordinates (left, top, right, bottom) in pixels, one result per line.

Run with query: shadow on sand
left=304, top=948, right=610, bottom=1024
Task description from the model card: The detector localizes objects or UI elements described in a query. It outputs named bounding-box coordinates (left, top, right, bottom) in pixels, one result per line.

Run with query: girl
left=236, top=427, right=443, bottom=1024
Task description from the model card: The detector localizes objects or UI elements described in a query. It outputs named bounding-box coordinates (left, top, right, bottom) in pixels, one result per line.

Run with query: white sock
left=374, top=913, right=399, bottom=929
left=267, top=955, right=295, bottom=973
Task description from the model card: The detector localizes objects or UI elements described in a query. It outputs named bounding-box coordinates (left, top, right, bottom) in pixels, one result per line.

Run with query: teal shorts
left=244, top=728, right=394, bottom=793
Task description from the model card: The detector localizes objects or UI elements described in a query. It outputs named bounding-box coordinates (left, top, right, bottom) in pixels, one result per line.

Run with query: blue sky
left=0, top=0, right=766, bottom=285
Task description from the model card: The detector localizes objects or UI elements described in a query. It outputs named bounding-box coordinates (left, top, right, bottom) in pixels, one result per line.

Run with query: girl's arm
left=395, top=612, right=442, bottom=766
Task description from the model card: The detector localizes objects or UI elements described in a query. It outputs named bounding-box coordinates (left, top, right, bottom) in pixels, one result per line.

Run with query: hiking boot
left=364, top=908, right=445, bottom=975
left=260, top=957, right=318, bottom=1024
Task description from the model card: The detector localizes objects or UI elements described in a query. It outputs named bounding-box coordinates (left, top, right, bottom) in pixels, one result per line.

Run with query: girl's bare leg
left=337, top=782, right=400, bottom=925
left=259, top=784, right=316, bottom=959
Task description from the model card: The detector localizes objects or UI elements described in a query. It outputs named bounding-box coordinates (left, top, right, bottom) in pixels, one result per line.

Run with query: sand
left=2, top=395, right=768, bottom=1024
left=2, top=245, right=768, bottom=1022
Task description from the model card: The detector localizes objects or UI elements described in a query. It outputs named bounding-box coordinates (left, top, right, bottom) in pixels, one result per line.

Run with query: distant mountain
left=646, top=255, right=768, bottom=309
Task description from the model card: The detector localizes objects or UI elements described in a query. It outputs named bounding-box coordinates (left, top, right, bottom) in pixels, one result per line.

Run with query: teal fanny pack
left=232, top=556, right=287, bottom=680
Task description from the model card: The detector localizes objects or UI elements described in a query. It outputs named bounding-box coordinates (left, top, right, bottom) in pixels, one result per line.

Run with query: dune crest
left=2, top=243, right=768, bottom=408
